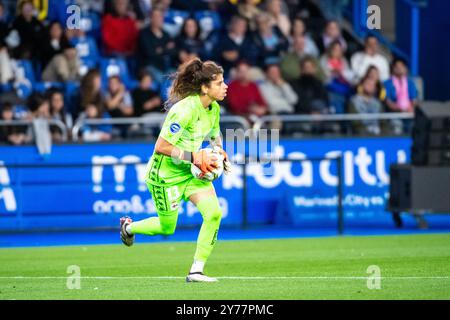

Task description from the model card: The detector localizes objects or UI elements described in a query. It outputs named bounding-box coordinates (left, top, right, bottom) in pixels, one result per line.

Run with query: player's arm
left=155, top=136, right=218, bottom=173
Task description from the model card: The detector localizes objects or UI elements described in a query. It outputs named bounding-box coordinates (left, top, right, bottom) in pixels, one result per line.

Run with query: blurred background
left=0, top=0, right=449, bottom=246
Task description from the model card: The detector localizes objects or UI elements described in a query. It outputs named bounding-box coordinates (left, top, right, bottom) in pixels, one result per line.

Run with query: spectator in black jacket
left=0, top=102, right=28, bottom=145
left=291, top=56, right=330, bottom=114
left=253, top=12, right=289, bottom=67
left=131, top=70, right=162, bottom=117
left=218, top=15, right=258, bottom=76
left=137, top=7, right=176, bottom=87
left=40, top=21, right=69, bottom=69
left=10, top=0, right=44, bottom=59
left=175, top=18, right=204, bottom=65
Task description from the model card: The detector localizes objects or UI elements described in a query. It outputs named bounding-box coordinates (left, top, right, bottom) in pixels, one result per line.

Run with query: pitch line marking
left=0, top=276, right=449, bottom=280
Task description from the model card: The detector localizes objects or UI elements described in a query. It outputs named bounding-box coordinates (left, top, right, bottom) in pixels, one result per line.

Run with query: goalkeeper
left=120, top=58, right=230, bottom=282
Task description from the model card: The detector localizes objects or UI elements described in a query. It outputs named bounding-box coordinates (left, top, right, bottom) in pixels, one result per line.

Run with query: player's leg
left=120, top=183, right=182, bottom=246
left=185, top=180, right=222, bottom=282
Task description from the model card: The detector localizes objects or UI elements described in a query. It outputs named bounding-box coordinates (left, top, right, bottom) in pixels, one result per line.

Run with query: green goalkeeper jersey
left=145, top=95, right=221, bottom=186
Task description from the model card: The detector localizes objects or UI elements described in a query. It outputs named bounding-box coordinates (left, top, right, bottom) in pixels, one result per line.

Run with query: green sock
left=130, top=213, right=178, bottom=236
left=194, top=196, right=222, bottom=262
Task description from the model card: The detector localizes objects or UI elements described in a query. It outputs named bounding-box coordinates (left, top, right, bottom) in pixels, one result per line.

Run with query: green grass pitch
left=0, top=233, right=449, bottom=299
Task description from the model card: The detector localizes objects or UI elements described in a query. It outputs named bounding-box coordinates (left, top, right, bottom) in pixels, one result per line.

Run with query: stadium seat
left=99, top=57, right=138, bottom=90
left=79, top=11, right=102, bottom=40
left=71, top=35, right=100, bottom=65
left=34, top=82, right=65, bottom=94
left=163, top=9, right=190, bottom=38
left=194, top=10, right=222, bottom=40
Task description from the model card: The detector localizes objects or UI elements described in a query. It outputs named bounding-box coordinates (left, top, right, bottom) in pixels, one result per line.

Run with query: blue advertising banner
left=0, top=137, right=411, bottom=231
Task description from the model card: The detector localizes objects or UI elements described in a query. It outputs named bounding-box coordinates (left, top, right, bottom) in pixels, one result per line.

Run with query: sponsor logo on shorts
left=170, top=202, right=179, bottom=210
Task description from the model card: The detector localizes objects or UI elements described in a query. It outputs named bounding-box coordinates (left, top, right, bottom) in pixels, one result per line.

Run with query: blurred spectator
left=357, top=65, right=386, bottom=101
left=237, top=0, right=263, bottom=32
left=101, top=0, right=139, bottom=56
left=349, top=76, right=383, bottom=135
left=320, top=40, right=353, bottom=87
left=74, top=69, right=104, bottom=119
left=227, top=60, right=268, bottom=121
left=318, top=20, right=347, bottom=54
left=280, top=34, right=321, bottom=82
left=79, top=103, right=113, bottom=142
left=265, top=0, right=291, bottom=37
left=47, top=89, right=73, bottom=142
left=384, top=58, right=418, bottom=134
left=41, top=44, right=81, bottom=82
left=253, top=12, right=289, bottom=67
left=0, top=102, right=28, bottom=145
left=351, top=35, right=390, bottom=82
left=259, top=64, right=297, bottom=115
left=129, top=0, right=153, bottom=27
left=290, top=17, right=319, bottom=57
left=319, top=0, right=350, bottom=23
left=175, top=18, right=203, bottom=65
left=10, top=0, right=44, bottom=59
left=137, top=7, right=176, bottom=86
left=291, top=57, right=330, bottom=114
left=40, top=21, right=70, bottom=69
left=28, top=92, right=50, bottom=119
left=131, top=69, right=162, bottom=117
left=218, top=15, right=258, bottom=76
left=105, top=75, right=134, bottom=117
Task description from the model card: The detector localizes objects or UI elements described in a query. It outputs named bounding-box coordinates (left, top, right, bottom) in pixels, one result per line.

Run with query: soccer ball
left=190, top=147, right=224, bottom=181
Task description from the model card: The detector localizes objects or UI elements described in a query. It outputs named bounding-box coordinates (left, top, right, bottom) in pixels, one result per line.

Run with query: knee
left=205, top=210, right=222, bottom=223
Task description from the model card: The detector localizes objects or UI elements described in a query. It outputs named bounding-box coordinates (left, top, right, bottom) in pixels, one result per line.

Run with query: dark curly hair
left=166, top=58, right=224, bottom=109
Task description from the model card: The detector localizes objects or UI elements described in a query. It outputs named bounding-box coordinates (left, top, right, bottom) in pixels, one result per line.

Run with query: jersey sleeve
left=209, top=103, right=221, bottom=139
left=160, top=103, right=196, bottom=146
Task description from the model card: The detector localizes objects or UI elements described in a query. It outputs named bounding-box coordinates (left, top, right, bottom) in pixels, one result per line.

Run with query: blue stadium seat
left=71, top=36, right=100, bottom=64
left=16, top=60, right=36, bottom=87
left=80, top=11, right=102, bottom=40
left=99, top=57, right=138, bottom=90
left=34, top=82, right=65, bottom=94
left=163, top=9, right=190, bottom=38
left=64, top=81, right=81, bottom=117
left=194, top=10, right=222, bottom=39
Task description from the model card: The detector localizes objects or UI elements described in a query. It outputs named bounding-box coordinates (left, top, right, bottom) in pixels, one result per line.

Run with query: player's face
left=206, top=74, right=228, bottom=102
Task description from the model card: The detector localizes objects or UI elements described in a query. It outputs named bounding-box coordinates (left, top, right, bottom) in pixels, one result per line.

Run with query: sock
left=193, top=196, right=222, bottom=263
left=190, top=260, right=205, bottom=274
left=130, top=214, right=178, bottom=236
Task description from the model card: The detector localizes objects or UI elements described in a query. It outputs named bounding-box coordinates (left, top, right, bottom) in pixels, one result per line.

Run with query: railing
left=71, top=115, right=252, bottom=142
left=347, top=0, right=427, bottom=76
left=0, top=119, right=69, bottom=142
left=252, top=112, right=414, bottom=131
left=1, top=113, right=414, bottom=145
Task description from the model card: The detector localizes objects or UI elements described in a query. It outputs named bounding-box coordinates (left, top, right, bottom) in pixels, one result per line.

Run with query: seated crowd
left=0, top=0, right=420, bottom=145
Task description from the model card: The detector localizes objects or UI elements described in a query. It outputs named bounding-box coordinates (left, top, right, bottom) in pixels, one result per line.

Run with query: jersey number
left=166, top=186, right=180, bottom=201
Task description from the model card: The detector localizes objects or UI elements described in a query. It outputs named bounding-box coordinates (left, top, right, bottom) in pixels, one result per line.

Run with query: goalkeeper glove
left=213, top=146, right=232, bottom=175
left=192, top=149, right=219, bottom=174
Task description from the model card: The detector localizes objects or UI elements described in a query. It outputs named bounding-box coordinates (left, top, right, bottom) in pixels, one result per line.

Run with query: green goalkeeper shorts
left=146, top=177, right=213, bottom=215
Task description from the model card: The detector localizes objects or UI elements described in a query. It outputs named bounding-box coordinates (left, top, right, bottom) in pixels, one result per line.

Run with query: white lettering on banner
left=90, top=146, right=407, bottom=192
left=92, top=155, right=147, bottom=193
left=93, top=195, right=229, bottom=218
left=0, top=161, right=17, bottom=212
left=293, top=194, right=385, bottom=208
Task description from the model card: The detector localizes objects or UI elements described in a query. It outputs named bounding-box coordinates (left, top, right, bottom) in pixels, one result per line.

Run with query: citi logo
left=0, top=161, right=17, bottom=212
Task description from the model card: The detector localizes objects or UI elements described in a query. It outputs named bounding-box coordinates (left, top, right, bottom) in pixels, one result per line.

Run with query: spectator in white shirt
left=351, top=35, right=390, bottom=82
left=259, top=63, right=298, bottom=115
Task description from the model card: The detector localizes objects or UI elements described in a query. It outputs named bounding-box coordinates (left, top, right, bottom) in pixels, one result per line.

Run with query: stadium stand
left=0, top=0, right=426, bottom=146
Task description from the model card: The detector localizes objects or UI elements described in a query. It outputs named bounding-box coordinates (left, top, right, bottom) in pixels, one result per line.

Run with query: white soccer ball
left=190, top=147, right=224, bottom=181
